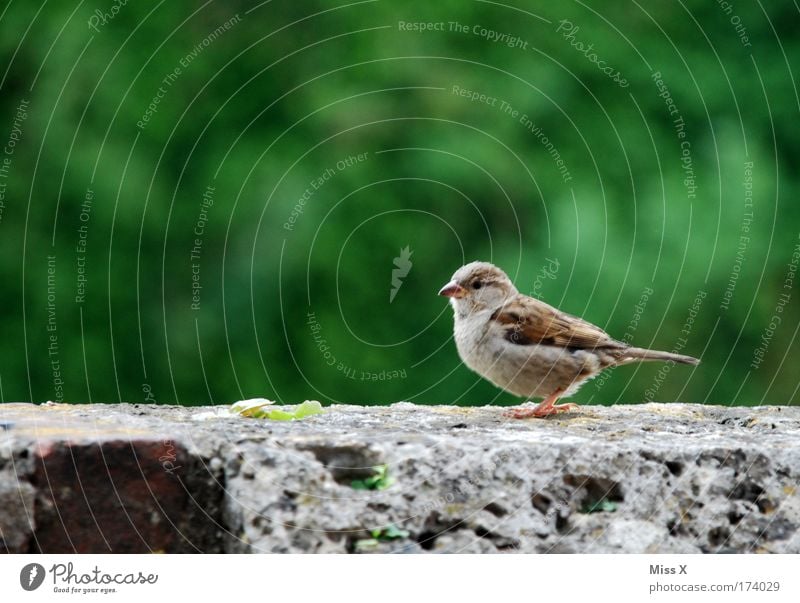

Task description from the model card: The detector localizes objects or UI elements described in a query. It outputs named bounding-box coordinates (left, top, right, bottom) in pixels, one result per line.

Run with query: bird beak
left=438, top=281, right=466, bottom=298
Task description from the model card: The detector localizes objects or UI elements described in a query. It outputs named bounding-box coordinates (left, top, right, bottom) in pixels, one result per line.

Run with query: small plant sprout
left=353, top=524, right=410, bottom=551
left=582, top=499, right=618, bottom=514
left=351, top=464, right=395, bottom=490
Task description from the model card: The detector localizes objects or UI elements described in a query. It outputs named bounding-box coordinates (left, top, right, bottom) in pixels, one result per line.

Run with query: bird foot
left=503, top=401, right=578, bottom=419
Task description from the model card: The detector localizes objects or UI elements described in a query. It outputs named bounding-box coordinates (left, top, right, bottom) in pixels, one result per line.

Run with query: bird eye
left=472, top=281, right=482, bottom=290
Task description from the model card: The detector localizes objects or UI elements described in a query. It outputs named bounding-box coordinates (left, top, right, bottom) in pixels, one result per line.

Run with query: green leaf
left=350, top=464, right=394, bottom=490
left=263, top=409, right=296, bottom=421
left=293, top=400, right=324, bottom=419
left=232, top=399, right=324, bottom=421
left=583, top=499, right=618, bottom=513
left=372, top=524, right=409, bottom=540
left=353, top=538, right=379, bottom=551
left=231, top=398, right=275, bottom=417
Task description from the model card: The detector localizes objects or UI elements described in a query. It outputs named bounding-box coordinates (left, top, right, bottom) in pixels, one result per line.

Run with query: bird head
left=438, top=261, right=517, bottom=317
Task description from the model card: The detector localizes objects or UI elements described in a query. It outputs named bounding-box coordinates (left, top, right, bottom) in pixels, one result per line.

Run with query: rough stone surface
left=1, top=401, right=799, bottom=553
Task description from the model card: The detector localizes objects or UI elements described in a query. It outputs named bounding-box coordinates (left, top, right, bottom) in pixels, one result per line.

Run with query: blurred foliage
left=0, top=1, right=798, bottom=407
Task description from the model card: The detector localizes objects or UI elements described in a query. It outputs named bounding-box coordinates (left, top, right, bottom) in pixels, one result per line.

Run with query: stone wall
left=1, top=402, right=798, bottom=553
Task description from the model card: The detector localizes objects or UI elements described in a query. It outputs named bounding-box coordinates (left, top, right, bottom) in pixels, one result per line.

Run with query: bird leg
left=504, top=389, right=577, bottom=419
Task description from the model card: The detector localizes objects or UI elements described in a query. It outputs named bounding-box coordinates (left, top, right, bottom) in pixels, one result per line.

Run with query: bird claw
left=502, top=407, right=538, bottom=419
left=503, top=402, right=578, bottom=419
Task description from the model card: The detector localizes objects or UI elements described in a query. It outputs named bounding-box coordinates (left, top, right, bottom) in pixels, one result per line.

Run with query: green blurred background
left=0, top=1, right=798, bottom=407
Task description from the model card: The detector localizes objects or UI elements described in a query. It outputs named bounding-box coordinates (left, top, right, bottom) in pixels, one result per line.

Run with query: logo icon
left=20, top=563, right=45, bottom=591
left=389, top=246, right=413, bottom=303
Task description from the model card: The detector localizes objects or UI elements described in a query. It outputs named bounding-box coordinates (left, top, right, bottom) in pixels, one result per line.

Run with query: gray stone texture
left=1, top=402, right=798, bottom=553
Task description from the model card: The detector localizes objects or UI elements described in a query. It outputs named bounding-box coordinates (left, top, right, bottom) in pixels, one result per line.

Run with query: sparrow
left=439, top=261, right=700, bottom=418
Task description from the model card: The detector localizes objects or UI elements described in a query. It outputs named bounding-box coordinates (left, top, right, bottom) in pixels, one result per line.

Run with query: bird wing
left=491, top=295, right=624, bottom=350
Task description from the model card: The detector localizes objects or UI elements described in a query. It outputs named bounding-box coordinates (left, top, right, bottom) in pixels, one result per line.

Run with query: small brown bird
left=439, top=261, right=700, bottom=418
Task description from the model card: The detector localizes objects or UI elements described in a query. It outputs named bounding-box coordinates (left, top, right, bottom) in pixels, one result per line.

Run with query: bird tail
left=619, top=347, right=700, bottom=366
